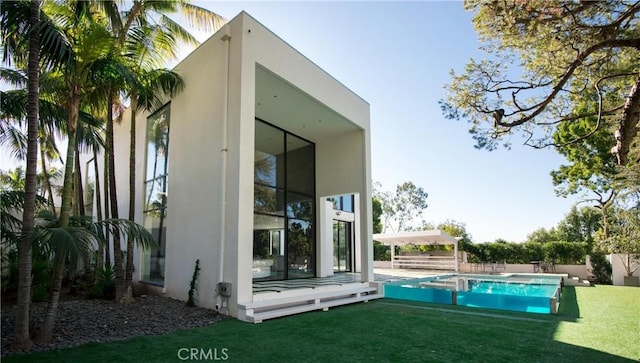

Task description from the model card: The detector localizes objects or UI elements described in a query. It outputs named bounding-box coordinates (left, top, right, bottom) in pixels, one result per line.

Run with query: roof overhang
left=255, top=65, right=361, bottom=143
left=373, top=230, right=458, bottom=246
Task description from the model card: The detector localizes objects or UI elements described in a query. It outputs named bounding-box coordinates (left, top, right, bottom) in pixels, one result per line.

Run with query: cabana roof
left=373, top=230, right=458, bottom=246
left=373, top=230, right=460, bottom=271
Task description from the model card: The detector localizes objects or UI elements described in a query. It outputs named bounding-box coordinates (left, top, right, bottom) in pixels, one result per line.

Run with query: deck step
left=239, top=284, right=381, bottom=323
left=248, top=293, right=381, bottom=323
left=564, top=275, right=592, bottom=287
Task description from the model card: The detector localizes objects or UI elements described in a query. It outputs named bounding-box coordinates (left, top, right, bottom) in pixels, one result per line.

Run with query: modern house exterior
left=89, top=12, right=376, bottom=321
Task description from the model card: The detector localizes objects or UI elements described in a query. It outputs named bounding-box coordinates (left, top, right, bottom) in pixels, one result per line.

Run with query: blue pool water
left=384, top=274, right=562, bottom=314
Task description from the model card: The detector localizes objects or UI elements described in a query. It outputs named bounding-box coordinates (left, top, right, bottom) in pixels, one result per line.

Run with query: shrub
left=93, top=265, right=116, bottom=299
left=187, top=259, right=201, bottom=307
left=589, top=250, right=612, bottom=284
left=464, top=241, right=587, bottom=264
left=524, top=242, right=544, bottom=262
left=374, top=241, right=391, bottom=261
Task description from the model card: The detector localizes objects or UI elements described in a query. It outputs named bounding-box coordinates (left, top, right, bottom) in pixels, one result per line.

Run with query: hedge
left=464, top=241, right=587, bottom=264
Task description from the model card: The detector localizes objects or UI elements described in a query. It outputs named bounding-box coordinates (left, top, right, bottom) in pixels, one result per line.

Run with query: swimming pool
left=384, top=274, right=563, bottom=314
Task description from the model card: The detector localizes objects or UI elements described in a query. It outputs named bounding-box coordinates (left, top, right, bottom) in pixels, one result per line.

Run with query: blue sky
left=192, top=1, right=581, bottom=242
left=0, top=1, right=582, bottom=243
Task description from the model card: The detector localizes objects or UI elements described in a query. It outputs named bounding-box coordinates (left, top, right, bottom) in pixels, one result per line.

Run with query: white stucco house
left=86, top=12, right=378, bottom=322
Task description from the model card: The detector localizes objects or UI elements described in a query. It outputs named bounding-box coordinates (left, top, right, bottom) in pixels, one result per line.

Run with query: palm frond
left=1, top=190, right=50, bottom=247
left=178, top=2, right=226, bottom=33
left=0, top=0, right=30, bottom=66
left=94, top=0, right=123, bottom=37
left=1, top=88, right=101, bottom=151
left=159, top=14, right=198, bottom=46
left=99, top=218, right=157, bottom=250
left=0, top=89, right=28, bottom=121
left=125, top=24, right=179, bottom=69
left=88, top=54, right=140, bottom=94
left=137, top=68, right=184, bottom=112
left=30, top=226, right=95, bottom=264
left=37, top=5, right=75, bottom=71
left=0, top=118, right=28, bottom=161
left=0, top=68, right=27, bottom=87
left=76, top=116, right=105, bottom=154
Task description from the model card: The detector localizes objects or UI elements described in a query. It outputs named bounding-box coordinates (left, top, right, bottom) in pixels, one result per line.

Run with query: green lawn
left=4, top=285, right=639, bottom=362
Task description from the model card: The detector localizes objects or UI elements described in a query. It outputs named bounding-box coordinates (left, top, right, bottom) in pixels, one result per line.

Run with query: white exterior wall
left=609, top=254, right=640, bottom=286
left=319, top=200, right=334, bottom=277
left=316, top=131, right=372, bottom=279
left=109, top=23, right=232, bottom=308
left=162, top=25, right=231, bottom=309
left=103, top=12, right=370, bottom=318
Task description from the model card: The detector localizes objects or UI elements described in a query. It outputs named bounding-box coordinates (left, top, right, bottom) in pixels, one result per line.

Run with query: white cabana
left=373, top=230, right=460, bottom=272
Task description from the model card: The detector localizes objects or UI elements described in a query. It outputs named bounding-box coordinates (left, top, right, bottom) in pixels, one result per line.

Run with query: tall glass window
left=330, top=194, right=354, bottom=213
left=142, top=104, right=170, bottom=284
left=254, top=119, right=315, bottom=280
left=84, top=159, right=95, bottom=218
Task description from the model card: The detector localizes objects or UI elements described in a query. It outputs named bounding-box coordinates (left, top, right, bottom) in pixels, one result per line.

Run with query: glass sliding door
left=253, top=215, right=285, bottom=280
left=253, top=119, right=315, bottom=280
left=333, top=220, right=352, bottom=272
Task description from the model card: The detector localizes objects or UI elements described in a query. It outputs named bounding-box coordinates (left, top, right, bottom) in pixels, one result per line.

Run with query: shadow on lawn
left=556, top=285, right=580, bottom=321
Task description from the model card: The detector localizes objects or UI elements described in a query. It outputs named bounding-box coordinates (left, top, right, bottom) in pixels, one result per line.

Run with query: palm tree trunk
left=36, top=89, right=80, bottom=344
left=106, top=90, right=125, bottom=302
left=123, top=96, right=138, bottom=302
left=93, top=151, right=104, bottom=270
left=103, top=146, right=111, bottom=267
left=35, top=253, right=65, bottom=344
left=75, top=150, right=92, bottom=285
left=14, top=0, right=40, bottom=351
left=75, top=148, right=85, bottom=216
left=39, top=143, right=56, bottom=217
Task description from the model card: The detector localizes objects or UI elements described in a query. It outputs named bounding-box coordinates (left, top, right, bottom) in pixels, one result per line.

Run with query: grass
left=4, top=285, right=639, bottom=362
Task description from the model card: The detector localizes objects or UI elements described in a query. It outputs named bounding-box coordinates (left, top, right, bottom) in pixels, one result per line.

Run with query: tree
left=526, top=227, right=559, bottom=243
left=556, top=206, right=603, bottom=247
left=106, top=0, right=223, bottom=303
left=373, top=181, right=429, bottom=232
left=1, top=0, right=41, bottom=351
left=371, top=197, right=388, bottom=260
left=437, top=220, right=471, bottom=252
left=441, top=1, right=640, bottom=166
left=551, top=98, right=618, bottom=198
left=0, top=167, right=26, bottom=190
left=599, top=207, right=640, bottom=277
left=120, top=70, right=183, bottom=302
left=436, top=220, right=471, bottom=242
left=1, top=0, right=176, bottom=345
left=526, top=206, right=604, bottom=248
left=550, top=98, right=619, bottom=240
left=30, top=1, right=135, bottom=343
left=372, top=197, right=383, bottom=234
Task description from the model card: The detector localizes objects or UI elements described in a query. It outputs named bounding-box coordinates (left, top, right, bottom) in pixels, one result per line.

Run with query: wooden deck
left=243, top=274, right=382, bottom=323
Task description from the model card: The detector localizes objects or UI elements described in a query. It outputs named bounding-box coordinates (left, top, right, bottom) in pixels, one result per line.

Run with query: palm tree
left=0, top=167, right=26, bottom=190
left=74, top=109, right=105, bottom=282
left=32, top=1, right=135, bottom=343
left=32, top=207, right=157, bottom=343
left=109, top=0, right=223, bottom=302
left=1, top=0, right=42, bottom=351
left=0, top=190, right=49, bottom=247
left=2, top=0, right=167, bottom=344
left=121, top=70, right=183, bottom=300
